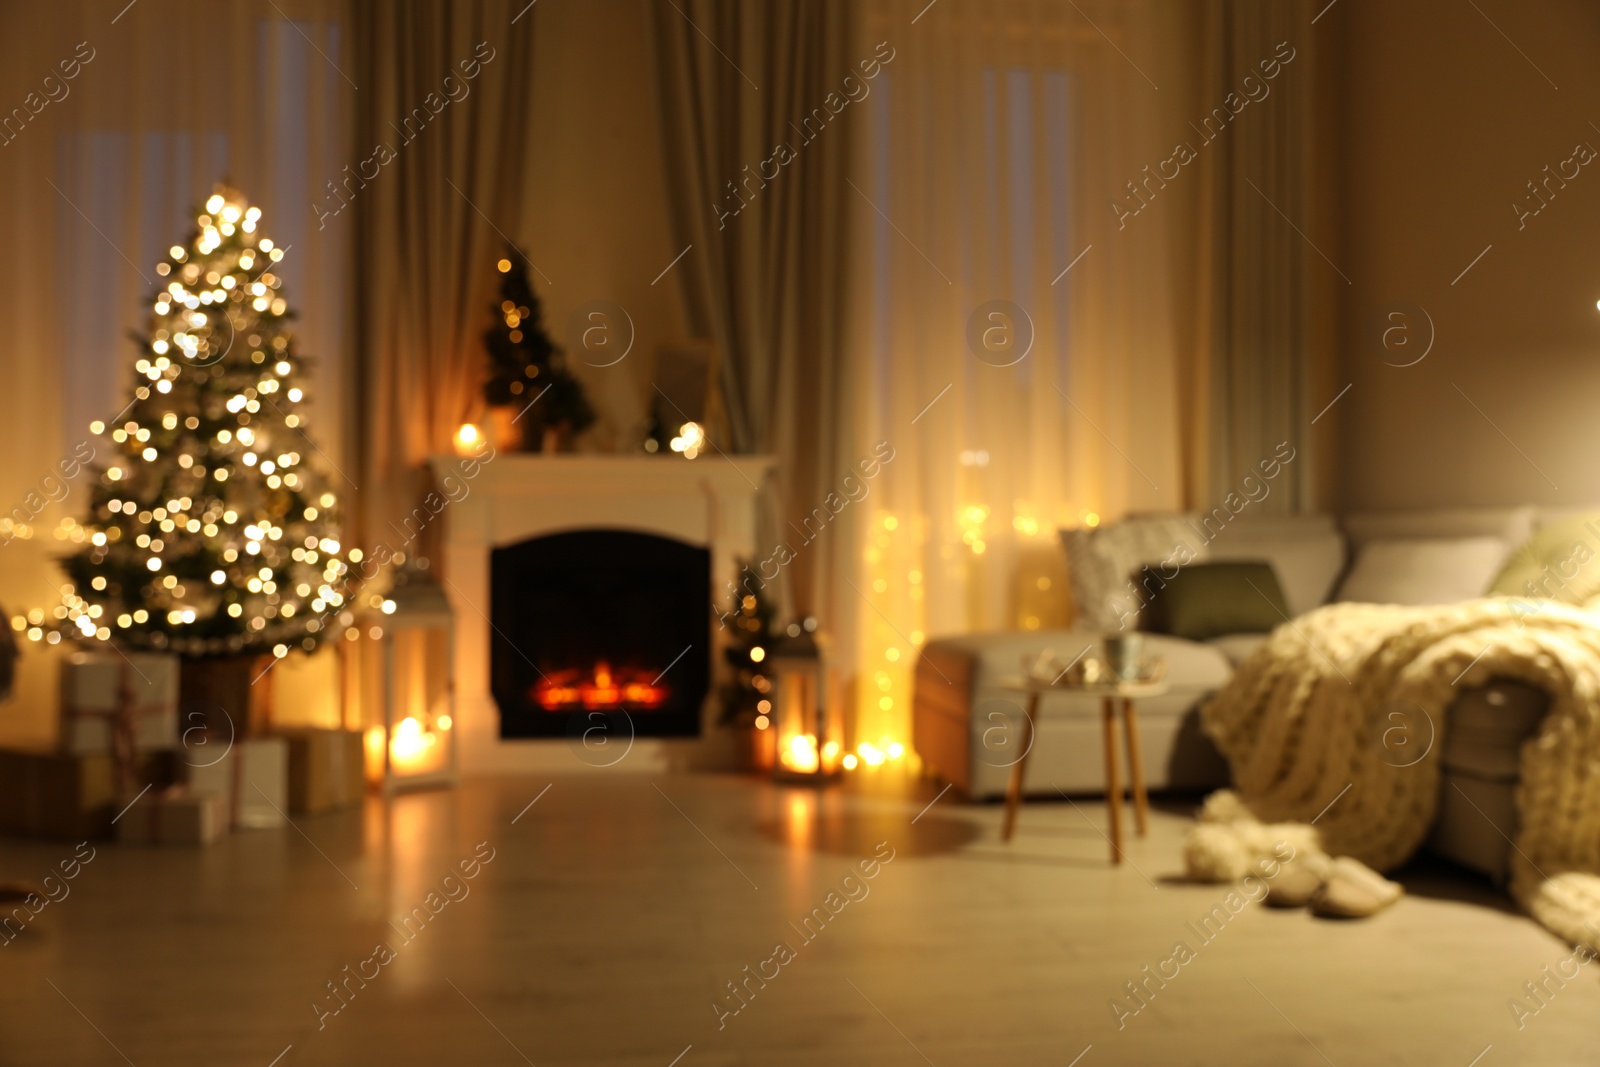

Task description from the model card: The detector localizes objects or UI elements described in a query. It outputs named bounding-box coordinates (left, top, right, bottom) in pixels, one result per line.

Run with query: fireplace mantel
left=428, top=452, right=777, bottom=774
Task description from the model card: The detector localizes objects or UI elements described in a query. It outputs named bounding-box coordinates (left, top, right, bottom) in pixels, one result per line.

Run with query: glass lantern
left=372, top=579, right=458, bottom=793
left=768, top=626, right=841, bottom=781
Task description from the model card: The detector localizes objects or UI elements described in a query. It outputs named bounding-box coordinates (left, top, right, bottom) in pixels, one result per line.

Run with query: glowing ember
left=533, top=661, right=669, bottom=711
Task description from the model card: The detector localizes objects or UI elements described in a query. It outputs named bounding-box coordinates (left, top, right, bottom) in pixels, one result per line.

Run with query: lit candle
left=453, top=423, right=482, bottom=456
left=780, top=733, right=820, bottom=773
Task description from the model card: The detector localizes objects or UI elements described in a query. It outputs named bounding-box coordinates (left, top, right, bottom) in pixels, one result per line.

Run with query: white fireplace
left=428, top=452, right=777, bottom=775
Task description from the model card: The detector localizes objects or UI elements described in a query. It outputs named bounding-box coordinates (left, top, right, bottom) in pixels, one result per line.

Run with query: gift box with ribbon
left=114, top=785, right=226, bottom=847
left=60, top=651, right=180, bottom=761
left=280, top=729, right=366, bottom=815
left=185, top=737, right=288, bottom=830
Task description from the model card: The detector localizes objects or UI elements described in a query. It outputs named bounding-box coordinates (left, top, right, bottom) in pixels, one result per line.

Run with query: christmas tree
left=482, top=250, right=594, bottom=445
left=38, top=188, right=357, bottom=661
left=717, top=560, right=777, bottom=723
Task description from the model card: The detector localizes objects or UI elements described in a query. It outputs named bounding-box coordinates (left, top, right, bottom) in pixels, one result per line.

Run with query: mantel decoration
left=643, top=339, right=715, bottom=459
left=481, top=248, right=594, bottom=453
left=33, top=187, right=360, bottom=725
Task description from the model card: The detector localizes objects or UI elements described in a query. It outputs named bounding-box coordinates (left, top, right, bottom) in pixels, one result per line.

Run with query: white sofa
left=913, top=505, right=1572, bottom=879
left=914, top=629, right=1233, bottom=800
left=915, top=510, right=1349, bottom=799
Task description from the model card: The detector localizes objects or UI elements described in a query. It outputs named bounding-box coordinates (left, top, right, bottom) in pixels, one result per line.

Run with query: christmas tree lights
left=29, top=188, right=358, bottom=660
left=717, top=560, right=777, bottom=725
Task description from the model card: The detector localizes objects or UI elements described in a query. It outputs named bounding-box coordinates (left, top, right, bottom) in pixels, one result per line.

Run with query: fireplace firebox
left=490, top=529, right=710, bottom=739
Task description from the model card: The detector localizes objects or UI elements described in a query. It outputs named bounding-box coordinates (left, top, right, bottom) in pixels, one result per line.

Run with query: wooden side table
left=996, top=679, right=1168, bottom=864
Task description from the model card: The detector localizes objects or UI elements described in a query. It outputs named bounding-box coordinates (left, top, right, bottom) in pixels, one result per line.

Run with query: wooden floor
left=0, top=771, right=1596, bottom=1066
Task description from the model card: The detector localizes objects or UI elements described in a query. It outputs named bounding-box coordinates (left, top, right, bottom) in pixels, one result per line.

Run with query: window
left=52, top=15, right=348, bottom=459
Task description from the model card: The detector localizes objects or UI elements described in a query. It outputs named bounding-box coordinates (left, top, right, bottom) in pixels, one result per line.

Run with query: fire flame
left=534, top=661, right=669, bottom=711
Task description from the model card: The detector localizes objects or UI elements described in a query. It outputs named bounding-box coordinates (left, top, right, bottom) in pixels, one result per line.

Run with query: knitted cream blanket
left=1188, top=599, right=1600, bottom=950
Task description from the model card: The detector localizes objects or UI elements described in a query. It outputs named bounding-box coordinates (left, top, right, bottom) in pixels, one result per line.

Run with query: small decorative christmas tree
left=482, top=250, right=594, bottom=448
left=40, top=188, right=357, bottom=661
left=718, top=560, right=777, bottom=723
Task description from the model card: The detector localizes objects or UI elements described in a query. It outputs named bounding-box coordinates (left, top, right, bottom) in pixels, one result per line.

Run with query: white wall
left=1335, top=0, right=1600, bottom=510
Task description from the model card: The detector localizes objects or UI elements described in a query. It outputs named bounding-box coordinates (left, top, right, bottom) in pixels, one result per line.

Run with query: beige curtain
left=649, top=0, right=854, bottom=617
left=0, top=0, right=352, bottom=743
left=1191, top=0, right=1325, bottom=512
left=842, top=0, right=1199, bottom=746
left=350, top=0, right=534, bottom=545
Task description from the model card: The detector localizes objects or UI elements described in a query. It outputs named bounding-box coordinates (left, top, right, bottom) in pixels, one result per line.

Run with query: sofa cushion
left=1062, top=512, right=1341, bottom=631
left=1143, top=561, right=1288, bottom=641
left=1488, top=512, right=1600, bottom=604
left=1209, top=521, right=1345, bottom=618
left=1335, top=537, right=1509, bottom=605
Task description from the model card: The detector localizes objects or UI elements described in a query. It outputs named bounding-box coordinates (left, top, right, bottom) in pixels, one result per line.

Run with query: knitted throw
left=1189, top=599, right=1600, bottom=950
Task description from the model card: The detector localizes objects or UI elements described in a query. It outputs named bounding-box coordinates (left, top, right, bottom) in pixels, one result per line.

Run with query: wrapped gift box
left=281, top=730, right=366, bottom=815
left=0, top=747, right=175, bottom=840
left=115, top=786, right=226, bottom=847
left=185, top=737, right=288, bottom=829
left=60, top=651, right=180, bottom=756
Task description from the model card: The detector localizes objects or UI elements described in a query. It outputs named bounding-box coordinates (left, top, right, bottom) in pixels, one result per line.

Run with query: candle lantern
left=769, top=621, right=840, bottom=781
left=372, top=578, right=459, bottom=793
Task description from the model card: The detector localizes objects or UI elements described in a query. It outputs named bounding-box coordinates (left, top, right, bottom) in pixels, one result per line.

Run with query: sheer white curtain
left=838, top=0, right=1199, bottom=746
left=0, top=0, right=351, bottom=741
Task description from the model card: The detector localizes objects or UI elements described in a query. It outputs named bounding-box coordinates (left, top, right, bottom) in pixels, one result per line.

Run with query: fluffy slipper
left=1184, top=793, right=1324, bottom=883
left=1525, top=871, right=1600, bottom=953
left=1311, top=857, right=1403, bottom=919
left=1197, top=790, right=1255, bottom=824
left=1264, top=853, right=1330, bottom=909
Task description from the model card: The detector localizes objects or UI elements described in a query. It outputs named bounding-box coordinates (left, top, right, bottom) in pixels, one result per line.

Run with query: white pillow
left=1335, top=537, right=1509, bottom=606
